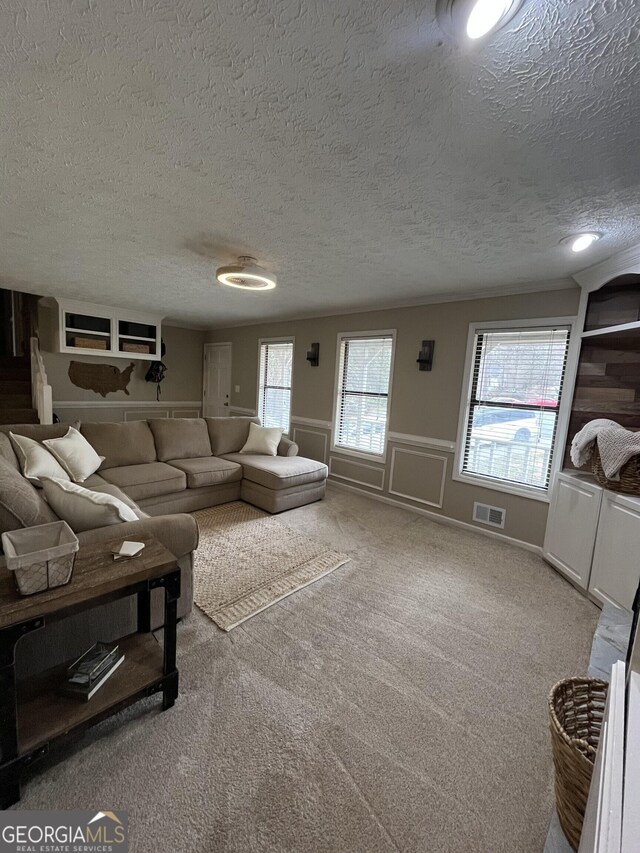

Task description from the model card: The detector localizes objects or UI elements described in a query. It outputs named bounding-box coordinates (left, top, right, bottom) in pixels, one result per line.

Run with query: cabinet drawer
left=543, top=473, right=603, bottom=589
left=589, top=492, right=640, bottom=611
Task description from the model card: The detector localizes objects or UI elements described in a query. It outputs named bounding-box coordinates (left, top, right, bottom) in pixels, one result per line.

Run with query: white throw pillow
left=41, top=477, right=138, bottom=533
left=43, top=427, right=104, bottom=483
left=10, top=432, right=70, bottom=487
left=239, top=422, right=283, bottom=456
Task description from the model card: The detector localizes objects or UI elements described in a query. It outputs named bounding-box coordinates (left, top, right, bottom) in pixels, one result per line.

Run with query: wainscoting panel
left=329, top=456, right=385, bottom=490
left=124, top=409, right=170, bottom=421
left=292, top=428, right=328, bottom=464
left=52, top=401, right=202, bottom=424
left=388, top=447, right=447, bottom=508
left=173, top=409, right=200, bottom=418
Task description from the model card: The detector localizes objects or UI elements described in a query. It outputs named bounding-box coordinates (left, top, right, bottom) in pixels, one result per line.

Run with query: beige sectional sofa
left=0, top=416, right=327, bottom=672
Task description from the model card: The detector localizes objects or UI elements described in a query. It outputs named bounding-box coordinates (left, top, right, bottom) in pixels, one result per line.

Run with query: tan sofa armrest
left=76, top=513, right=199, bottom=561
left=277, top=437, right=299, bottom=457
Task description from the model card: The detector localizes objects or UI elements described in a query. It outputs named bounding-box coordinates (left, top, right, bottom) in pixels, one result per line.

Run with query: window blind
left=335, top=335, right=393, bottom=455
left=461, top=327, right=571, bottom=490
left=258, top=341, right=293, bottom=432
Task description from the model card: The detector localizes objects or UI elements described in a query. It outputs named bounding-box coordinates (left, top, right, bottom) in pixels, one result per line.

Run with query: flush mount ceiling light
left=436, top=0, right=524, bottom=42
left=560, top=233, right=601, bottom=253
left=216, top=256, right=277, bottom=291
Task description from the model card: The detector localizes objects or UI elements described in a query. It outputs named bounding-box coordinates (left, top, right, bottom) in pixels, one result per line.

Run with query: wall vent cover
left=473, top=502, right=506, bottom=529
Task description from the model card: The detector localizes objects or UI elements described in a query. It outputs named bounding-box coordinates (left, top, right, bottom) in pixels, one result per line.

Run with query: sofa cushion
left=88, top=482, right=147, bottom=519
left=149, top=419, right=212, bottom=462
left=240, top=423, right=282, bottom=456
left=168, top=456, right=242, bottom=489
left=0, top=456, right=58, bottom=538
left=221, top=453, right=328, bottom=491
left=10, top=432, right=70, bottom=486
left=42, top=427, right=104, bottom=483
left=41, top=477, right=139, bottom=533
left=80, top=421, right=157, bottom=470
left=205, top=417, right=259, bottom=457
left=100, top=462, right=187, bottom=501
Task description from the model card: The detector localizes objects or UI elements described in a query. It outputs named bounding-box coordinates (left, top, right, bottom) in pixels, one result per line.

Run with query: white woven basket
left=2, top=521, right=79, bottom=596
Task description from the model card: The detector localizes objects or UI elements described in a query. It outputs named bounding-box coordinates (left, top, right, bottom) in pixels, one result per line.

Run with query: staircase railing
left=30, top=337, right=53, bottom=425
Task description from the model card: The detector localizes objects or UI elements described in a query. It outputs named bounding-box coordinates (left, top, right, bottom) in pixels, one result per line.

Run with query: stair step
left=0, top=408, right=40, bottom=425
left=0, top=380, right=31, bottom=395
left=0, top=395, right=32, bottom=408
left=0, top=367, right=31, bottom=381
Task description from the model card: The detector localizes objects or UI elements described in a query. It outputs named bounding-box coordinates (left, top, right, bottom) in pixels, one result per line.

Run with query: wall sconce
left=306, top=342, right=320, bottom=366
left=416, top=340, right=435, bottom=371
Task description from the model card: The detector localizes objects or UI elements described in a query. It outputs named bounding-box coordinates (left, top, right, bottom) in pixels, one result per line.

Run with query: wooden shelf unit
left=0, top=534, right=180, bottom=808
left=564, top=276, right=640, bottom=467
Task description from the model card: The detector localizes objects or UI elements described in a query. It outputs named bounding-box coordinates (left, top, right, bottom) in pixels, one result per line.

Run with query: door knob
left=223, top=402, right=229, bottom=406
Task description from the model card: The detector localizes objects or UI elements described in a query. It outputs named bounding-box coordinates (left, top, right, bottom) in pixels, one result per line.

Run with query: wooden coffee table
left=0, top=533, right=181, bottom=808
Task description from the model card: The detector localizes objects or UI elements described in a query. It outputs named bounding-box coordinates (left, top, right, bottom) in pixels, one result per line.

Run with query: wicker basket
left=1, top=521, right=79, bottom=596
left=548, top=677, right=608, bottom=851
left=591, top=445, right=640, bottom=495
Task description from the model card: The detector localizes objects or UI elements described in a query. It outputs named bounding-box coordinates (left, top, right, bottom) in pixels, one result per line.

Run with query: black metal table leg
left=160, top=570, right=180, bottom=711
left=137, top=588, right=151, bottom=633
left=0, top=617, right=44, bottom=808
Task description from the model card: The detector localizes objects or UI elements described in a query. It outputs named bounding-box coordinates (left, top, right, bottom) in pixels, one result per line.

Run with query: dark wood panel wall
left=564, top=336, right=640, bottom=468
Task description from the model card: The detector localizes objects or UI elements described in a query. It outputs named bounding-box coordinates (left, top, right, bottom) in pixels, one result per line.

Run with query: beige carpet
left=193, top=502, right=351, bottom=630
left=15, top=489, right=599, bottom=853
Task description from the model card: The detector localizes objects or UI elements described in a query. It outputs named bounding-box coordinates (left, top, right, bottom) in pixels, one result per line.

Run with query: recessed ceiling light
left=466, top=0, right=517, bottom=39
left=216, top=256, right=277, bottom=291
left=560, top=233, right=601, bottom=253
left=436, top=0, right=524, bottom=42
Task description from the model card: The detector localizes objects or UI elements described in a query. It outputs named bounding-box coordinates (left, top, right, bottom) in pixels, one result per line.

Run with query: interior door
left=203, top=343, right=232, bottom=417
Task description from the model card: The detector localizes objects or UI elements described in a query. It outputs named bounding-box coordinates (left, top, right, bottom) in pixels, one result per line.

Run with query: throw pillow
left=239, top=422, right=283, bottom=456
left=9, top=432, right=70, bottom=487
left=43, top=427, right=104, bottom=483
left=41, top=477, right=138, bottom=533
left=0, top=456, right=58, bottom=536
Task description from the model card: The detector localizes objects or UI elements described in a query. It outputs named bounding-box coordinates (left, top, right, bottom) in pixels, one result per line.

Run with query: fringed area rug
left=192, top=502, right=350, bottom=631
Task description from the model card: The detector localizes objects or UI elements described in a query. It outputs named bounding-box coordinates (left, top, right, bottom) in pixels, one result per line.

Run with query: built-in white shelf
left=582, top=320, right=640, bottom=339
left=54, top=299, right=162, bottom=361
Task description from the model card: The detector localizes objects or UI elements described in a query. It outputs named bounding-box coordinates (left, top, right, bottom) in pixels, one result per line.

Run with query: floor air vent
left=473, top=502, right=506, bottom=529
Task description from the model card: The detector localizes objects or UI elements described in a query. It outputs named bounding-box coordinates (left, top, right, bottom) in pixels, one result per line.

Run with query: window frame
left=256, top=336, right=295, bottom=435
left=453, top=317, right=578, bottom=502
left=331, top=329, right=397, bottom=463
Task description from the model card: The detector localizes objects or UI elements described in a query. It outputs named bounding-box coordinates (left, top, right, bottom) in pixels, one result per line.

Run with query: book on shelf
left=67, top=641, right=119, bottom=686
left=63, top=655, right=125, bottom=701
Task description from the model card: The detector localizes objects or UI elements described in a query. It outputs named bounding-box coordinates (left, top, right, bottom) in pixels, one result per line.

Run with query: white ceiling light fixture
left=216, top=256, right=277, bottom=291
left=560, top=233, right=601, bottom=253
left=436, top=0, right=524, bottom=42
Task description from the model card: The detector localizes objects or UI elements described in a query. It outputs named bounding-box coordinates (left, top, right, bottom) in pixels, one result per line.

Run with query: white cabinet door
left=544, top=473, right=603, bottom=590
left=589, top=492, right=640, bottom=611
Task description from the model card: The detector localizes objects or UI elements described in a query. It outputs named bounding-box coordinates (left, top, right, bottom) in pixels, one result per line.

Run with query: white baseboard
left=326, top=479, right=543, bottom=556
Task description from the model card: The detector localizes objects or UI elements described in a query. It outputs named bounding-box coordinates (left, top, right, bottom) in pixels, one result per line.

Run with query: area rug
left=192, top=501, right=350, bottom=630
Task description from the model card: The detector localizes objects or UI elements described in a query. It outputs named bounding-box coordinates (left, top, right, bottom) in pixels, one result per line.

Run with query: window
left=458, top=323, right=571, bottom=494
left=333, top=332, right=395, bottom=457
left=257, top=339, right=293, bottom=432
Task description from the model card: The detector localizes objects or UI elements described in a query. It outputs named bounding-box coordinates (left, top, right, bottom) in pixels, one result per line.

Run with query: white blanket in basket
left=571, top=419, right=640, bottom=480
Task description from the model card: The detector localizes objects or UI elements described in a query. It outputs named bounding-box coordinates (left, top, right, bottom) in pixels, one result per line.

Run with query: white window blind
left=335, top=335, right=394, bottom=456
left=258, top=341, right=293, bottom=432
left=461, top=326, right=571, bottom=491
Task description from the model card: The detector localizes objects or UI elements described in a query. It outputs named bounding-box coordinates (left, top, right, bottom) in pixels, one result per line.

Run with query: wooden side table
left=0, top=533, right=181, bottom=808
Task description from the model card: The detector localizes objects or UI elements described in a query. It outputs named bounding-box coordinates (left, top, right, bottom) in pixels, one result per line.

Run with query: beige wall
left=206, top=287, right=581, bottom=547
left=38, top=303, right=206, bottom=423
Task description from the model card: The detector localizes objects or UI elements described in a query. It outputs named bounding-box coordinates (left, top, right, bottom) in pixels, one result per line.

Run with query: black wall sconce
left=416, top=340, right=435, bottom=371
left=306, top=342, right=320, bottom=366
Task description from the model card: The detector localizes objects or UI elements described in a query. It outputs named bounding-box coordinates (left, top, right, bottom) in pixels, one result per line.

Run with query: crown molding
left=573, top=243, right=640, bottom=292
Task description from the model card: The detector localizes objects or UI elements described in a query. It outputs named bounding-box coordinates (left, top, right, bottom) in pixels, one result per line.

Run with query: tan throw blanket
left=597, top=426, right=640, bottom=480
left=572, top=419, right=640, bottom=479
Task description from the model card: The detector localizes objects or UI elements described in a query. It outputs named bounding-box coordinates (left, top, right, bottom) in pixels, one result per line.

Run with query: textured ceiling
left=1, top=0, right=639, bottom=327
